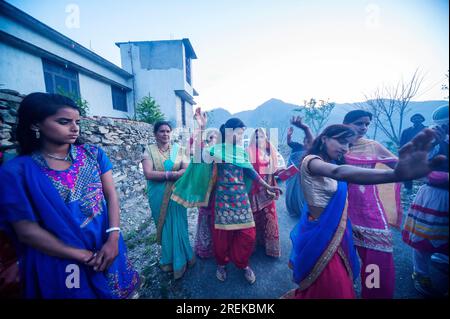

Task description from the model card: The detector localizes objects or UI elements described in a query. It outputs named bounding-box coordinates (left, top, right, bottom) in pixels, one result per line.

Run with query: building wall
left=79, top=74, right=130, bottom=118
left=0, top=14, right=133, bottom=117
left=119, top=41, right=195, bottom=128
left=0, top=42, right=46, bottom=93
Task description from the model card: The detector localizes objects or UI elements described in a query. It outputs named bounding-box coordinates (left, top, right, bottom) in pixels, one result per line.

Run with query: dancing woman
left=283, top=124, right=443, bottom=299
left=192, top=108, right=219, bottom=259
left=285, top=116, right=314, bottom=217
left=343, top=110, right=401, bottom=299
left=171, top=118, right=282, bottom=284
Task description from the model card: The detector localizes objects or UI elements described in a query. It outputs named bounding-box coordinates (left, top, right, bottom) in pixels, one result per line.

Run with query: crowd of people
left=0, top=92, right=448, bottom=299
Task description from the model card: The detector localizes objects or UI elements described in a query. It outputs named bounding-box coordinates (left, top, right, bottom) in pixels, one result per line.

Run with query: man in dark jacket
left=400, top=113, right=427, bottom=191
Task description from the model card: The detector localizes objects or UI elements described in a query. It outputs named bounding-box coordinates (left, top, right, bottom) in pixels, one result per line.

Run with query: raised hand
left=290, top=116, right=307, bottom=130
left=194, top=107, right=208, bottom=129
left=394, top=128, right=447, bottom=181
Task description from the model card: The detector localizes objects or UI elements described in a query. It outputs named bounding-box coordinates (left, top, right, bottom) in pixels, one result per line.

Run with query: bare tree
left=363, top=69, right=424, bottom=147
left=294, top=98, right=336, bottom=135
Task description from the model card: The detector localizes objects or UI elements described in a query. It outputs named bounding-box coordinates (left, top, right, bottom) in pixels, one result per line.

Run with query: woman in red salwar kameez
left=247, top=128, right=281, bottom=258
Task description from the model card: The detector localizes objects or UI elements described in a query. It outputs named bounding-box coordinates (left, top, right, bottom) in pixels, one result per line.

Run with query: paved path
left=138, top=183, right=448, bottom=299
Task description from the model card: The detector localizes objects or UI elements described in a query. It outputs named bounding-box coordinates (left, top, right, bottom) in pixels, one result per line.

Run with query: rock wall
left=0, top=89, right=154, bottom=236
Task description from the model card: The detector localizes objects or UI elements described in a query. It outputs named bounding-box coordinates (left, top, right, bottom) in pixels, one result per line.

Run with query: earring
left=35, top=130, right=40, bottom=139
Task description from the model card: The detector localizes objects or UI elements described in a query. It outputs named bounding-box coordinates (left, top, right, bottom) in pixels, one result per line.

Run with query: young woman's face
left=347, top=116, right=371, bottom=139
left=323, top=136, right=350, bottom=161
left=255, top=129, right=267, bottom=146
left=36, top=107, right=80, bottom=145
left=233, top=127, right=245, bottom=145
left=156, top=125, right=172, bottom=144
left=225, top=127, right=245, bottom=145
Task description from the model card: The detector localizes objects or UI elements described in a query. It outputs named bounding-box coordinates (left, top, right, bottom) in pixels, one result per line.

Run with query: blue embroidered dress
left=0, top=144, right=140, bottom=298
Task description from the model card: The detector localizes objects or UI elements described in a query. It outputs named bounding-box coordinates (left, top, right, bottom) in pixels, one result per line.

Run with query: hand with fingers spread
left=394, top=128, right=447, bottom=181
left=290, top=116, right=308, bottom=130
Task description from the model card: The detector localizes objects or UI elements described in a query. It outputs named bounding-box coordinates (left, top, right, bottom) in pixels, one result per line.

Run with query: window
left=42, top=59, right=80, bottom=97
left=181, top=99, right=186, bottom=127
left=185, top=56, right=191, bottom=85
left=111, top=86, right=128, bottom=112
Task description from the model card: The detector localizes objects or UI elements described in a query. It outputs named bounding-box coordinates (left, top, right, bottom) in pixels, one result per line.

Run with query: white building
left=117, top=40, right=198, bottom=128
left=0, top=1, right=198, bottom=127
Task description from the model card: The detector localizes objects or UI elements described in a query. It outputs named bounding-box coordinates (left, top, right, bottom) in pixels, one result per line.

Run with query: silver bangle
left=106, top=227, right=120, bottom=233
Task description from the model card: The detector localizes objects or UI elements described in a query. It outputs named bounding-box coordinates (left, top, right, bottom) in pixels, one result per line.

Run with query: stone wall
left=0, top=89, right=154, bottom=236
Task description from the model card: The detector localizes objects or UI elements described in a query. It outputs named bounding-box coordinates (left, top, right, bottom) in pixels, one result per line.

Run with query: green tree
left=294, top=98, right=335, bottom=135
left=135, top=95, right=165, bottom=124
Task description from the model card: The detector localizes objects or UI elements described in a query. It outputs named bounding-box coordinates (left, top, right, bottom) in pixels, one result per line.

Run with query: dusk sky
left=7, top=0, right=449, bottom=113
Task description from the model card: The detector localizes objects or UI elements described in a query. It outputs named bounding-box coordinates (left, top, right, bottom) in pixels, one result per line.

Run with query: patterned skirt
left=194, top=207, right=215, bottom=258
left=402, top=184, right=449, bottom=253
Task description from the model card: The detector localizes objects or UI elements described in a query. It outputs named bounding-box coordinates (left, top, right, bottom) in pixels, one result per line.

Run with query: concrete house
left=116, top=40, right=198, bottom=128
left=0, top=1, right=198, bottom=127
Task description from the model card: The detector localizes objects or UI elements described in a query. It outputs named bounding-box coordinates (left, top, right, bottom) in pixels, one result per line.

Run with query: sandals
left=244, top=266, right=256, bottom=284
left=216, top=265, right=227, bottom=282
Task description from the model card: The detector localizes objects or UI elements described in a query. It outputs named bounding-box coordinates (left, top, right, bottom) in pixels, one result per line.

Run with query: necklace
left=158, top=144, right=171, bottom=158
left=44, top=152, right=71, bottom=161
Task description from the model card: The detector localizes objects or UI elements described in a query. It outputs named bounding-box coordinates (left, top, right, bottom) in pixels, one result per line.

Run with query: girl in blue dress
left=0, top=93, right=140, bottom=298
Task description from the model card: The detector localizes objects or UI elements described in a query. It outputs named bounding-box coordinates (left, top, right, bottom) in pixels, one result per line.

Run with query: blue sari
left=0, top=144, right=140, bottom=298
left=285, top=151, right=306, bottom=217
left=289, top=181, right=360, bottom=290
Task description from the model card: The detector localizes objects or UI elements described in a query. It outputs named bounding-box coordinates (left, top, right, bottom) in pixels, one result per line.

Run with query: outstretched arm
left=309, top=129, right=445, bottom=184
left=309, top=159, right=398, bottom=185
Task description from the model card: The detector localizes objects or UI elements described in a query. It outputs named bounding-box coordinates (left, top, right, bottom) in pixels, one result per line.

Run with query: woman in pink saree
left=247, top=128, right=281, bottom=258
left=343, top=110, right=402, bottom=299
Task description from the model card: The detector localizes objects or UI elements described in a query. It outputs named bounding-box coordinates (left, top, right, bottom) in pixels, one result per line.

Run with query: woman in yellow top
left=283, top=124, right=443, bottom=299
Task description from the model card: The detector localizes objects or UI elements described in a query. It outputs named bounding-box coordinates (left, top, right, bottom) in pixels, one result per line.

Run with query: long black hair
left=219, top=118, right=246, bottom=143
left=16, top=92, right=80, bottom=155
left=343, top=109, right=373, bottom=124
left=308, top=124, right=356, bottom=164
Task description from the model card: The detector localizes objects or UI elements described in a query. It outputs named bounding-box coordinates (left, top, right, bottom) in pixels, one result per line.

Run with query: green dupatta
left=171, top=143, right=254, bottom=208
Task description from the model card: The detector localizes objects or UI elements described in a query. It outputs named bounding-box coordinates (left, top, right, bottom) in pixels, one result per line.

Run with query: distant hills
left=205, top=98, right=448, bottom=147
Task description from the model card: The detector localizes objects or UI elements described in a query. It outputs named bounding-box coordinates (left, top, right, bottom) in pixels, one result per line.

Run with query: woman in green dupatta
left=141, top=121, right=194, bottom=280
left=171, top=118, right=282, bottom=284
